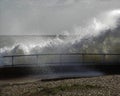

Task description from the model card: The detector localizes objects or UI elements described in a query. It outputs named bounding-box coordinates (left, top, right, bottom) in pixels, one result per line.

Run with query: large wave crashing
left=0, top=9, right=120, bottom=65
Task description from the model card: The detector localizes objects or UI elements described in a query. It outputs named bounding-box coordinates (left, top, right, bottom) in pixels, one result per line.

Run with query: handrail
left=3, top=53, right=120, bottom=57
left=2, top=53, right=120, bottom=66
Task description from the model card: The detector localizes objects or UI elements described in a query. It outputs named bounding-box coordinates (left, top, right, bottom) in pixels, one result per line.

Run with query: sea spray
left=0, top=9, right=120, bottom=65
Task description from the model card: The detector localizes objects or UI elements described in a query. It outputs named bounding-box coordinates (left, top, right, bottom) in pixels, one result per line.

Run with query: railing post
left=12, top=56, right=14, bottom=66
left=102, top=54, right=106, bottom=64
left=36, top=55, right=39, bottom=65
left=82, top=54, right=85, bottom=64
left=104, top=54, right=106, bottom=63
left=60, top=54, right=62, bottom=65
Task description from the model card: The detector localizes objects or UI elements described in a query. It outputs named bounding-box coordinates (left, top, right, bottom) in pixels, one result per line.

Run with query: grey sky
left=0, top=0, right=120, bottom=35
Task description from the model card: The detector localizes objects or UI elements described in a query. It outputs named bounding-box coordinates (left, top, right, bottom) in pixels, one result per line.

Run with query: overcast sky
left=0, top=0, right=120, bottom=35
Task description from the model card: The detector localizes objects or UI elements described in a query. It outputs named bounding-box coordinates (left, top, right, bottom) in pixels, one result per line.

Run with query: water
left=0, top=10, right=120, bottom=78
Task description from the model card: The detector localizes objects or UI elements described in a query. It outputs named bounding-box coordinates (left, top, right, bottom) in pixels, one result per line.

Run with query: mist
left=0, top=0, right=120, bottom=35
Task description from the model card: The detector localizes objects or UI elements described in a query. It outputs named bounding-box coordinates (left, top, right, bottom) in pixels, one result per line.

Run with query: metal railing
left=3, top=53, right=120, bottom=66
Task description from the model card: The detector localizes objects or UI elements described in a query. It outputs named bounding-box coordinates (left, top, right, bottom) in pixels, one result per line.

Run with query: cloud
left=13, top=0, right=78, bottom=7
left=0, top=0, right=120, bottom=35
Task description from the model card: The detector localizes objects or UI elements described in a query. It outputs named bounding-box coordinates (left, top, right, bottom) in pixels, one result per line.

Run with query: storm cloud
left=0, top=0, right=120, bottom=35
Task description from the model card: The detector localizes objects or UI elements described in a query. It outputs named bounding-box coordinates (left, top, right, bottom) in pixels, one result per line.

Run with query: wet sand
left=0, top=75, right=120, bottom=96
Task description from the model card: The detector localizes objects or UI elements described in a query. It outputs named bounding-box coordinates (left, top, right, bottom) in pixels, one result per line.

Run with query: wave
left=0, top=9, right=120, bottom=65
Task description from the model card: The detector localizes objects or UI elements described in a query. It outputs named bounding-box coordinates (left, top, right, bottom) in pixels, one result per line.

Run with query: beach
left=0, top=75, right=120, bottom=96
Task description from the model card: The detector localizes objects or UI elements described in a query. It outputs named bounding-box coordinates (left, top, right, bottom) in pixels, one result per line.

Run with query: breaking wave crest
left=0, top=9, right=120, bottom=65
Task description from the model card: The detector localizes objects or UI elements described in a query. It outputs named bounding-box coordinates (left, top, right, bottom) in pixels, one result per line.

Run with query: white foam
left=0, top=9, right=120, bottom=65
